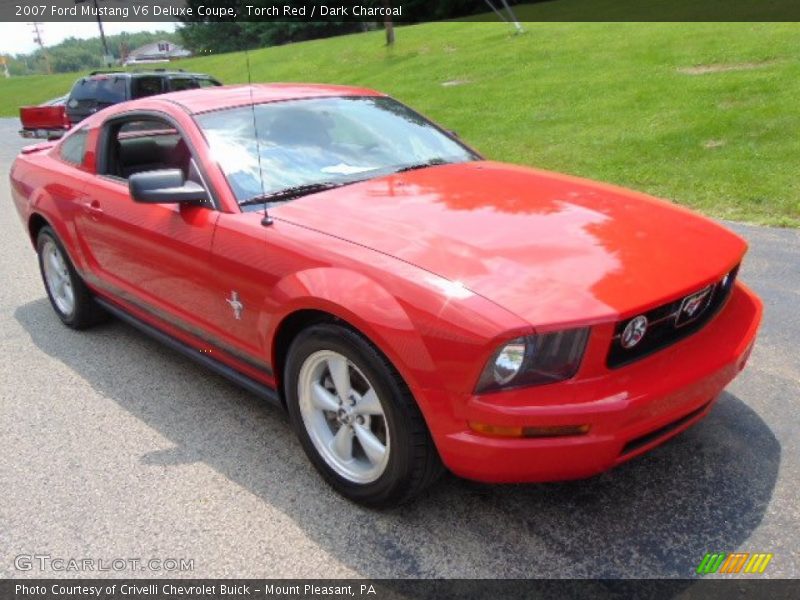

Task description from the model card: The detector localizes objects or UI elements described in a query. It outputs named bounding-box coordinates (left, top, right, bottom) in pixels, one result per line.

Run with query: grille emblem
left=676, top=285, right=713, bottom=327
left=621, top=315, right=648, bottom=349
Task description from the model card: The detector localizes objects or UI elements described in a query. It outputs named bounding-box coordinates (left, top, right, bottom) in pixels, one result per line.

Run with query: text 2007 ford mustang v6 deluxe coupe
left=10, top=84, right=762, bottom=506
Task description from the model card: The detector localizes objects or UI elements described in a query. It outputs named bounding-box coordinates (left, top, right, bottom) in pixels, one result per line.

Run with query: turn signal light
left=469, top=422, right=590, bottom=438
left=469, top=422, right=525, bottom=437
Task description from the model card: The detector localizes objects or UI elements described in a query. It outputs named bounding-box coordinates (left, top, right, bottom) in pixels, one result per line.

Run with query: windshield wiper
left=393, top=158, right=449, bottom=174
left=240, top=182, right=344, bottom=206
left=240, top=162, right=448, bottom=207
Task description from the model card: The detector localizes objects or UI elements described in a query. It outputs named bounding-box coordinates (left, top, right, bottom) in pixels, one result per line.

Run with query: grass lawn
left=1, top=17, right=798, bottom=226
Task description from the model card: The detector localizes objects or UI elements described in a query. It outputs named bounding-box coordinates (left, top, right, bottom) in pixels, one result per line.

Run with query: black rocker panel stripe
left=94, top=297, right=282, bottom=407
left=82, top=271, right=274, bottom=378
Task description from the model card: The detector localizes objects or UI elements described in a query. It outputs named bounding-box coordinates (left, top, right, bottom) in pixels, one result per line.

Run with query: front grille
left=607, top=266, right=738, bottom=368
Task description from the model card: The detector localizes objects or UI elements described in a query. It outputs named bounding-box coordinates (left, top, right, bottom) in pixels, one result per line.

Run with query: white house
left=124, top=40, right=192, bottom=65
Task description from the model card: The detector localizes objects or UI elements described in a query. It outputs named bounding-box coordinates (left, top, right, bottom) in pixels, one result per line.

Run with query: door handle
left=82, top=200, right=103, bottom=218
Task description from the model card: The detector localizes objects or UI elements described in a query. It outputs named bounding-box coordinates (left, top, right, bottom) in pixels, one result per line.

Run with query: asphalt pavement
left=0, top=117, right=797, bottom=579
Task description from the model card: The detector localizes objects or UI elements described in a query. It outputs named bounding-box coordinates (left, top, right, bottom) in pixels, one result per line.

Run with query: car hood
left=273, top=161, right=747, bottom=328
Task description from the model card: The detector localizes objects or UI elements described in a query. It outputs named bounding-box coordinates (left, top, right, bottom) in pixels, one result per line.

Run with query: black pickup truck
left=19, top=69, right=221, bottom=140
left=65, top=69, right=222, bottom=123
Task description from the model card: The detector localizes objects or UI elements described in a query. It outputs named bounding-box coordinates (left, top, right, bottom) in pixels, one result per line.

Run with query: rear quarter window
left=59, top=128, right=88, bottom=166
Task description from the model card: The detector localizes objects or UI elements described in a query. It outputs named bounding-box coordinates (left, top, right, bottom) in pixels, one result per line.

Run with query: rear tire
left=37, top=226, right=106, bottom=329
left=285, top=323, right=443, bottom=507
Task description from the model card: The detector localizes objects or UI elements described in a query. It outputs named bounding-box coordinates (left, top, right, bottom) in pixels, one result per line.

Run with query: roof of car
left=153, top=83, right=385, bottom=115
left=84, top=69, right=214, bottom=78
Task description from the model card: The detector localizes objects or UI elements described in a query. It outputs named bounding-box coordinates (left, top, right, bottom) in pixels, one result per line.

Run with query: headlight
left=492, top=338, right=527, bottom=385
left=475, top=328, right=590, bottom=393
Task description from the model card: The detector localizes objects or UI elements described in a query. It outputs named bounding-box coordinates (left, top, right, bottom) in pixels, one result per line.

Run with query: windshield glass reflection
left=195, top=96, right=477, bottom=205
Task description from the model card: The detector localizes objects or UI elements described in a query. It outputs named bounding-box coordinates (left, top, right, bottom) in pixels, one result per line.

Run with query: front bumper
left=424, top=283, right=762, bottom=483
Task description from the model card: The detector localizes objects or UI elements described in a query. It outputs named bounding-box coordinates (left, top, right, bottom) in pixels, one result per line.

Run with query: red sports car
left=9, top=84, right=762, bottom=506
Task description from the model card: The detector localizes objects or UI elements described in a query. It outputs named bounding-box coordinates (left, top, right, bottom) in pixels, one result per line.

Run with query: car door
left=204, top=212, right=280, bottom=379
left=74, top=114, right=221, bottom=336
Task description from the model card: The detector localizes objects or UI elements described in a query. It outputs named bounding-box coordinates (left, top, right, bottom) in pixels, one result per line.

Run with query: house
left=124, top=40, right=191, bottom=65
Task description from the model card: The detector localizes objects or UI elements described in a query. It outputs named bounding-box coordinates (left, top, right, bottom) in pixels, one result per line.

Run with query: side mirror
left=448, top=130, right=460, bottom=138
left=129, top=169, right=209, bottom=204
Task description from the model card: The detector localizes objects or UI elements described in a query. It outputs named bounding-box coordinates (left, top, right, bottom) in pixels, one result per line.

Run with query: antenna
left=245, top=48, right=272, bottom=226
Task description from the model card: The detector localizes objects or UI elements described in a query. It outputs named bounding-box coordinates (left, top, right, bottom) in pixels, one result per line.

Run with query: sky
left=0, top=21, right=178, bottom=56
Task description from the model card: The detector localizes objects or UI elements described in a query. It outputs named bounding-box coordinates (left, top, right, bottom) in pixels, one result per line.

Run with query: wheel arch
left=26, top=207, right=87, bottom=274
left=28, top=212, right=50, bottom=247
left=266, top=268, right=439, bottom=406
left=271, top=308, right=338, bottom=404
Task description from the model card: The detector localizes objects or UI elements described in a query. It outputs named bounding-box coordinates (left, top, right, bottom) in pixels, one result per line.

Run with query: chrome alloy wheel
left=42, top=239, right=75, bottom=317
left=297, top=350, right=390, bottom=484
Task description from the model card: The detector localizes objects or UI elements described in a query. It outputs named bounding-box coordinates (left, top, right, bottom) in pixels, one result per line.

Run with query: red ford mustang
left=10, top=84, right=762, bottom=506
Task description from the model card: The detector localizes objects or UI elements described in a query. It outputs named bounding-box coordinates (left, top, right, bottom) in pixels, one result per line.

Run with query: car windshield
left=195, top=96, right=478, bottom=206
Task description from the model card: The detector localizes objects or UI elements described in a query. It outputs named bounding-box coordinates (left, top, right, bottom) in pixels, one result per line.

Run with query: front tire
left=285, top=323, right=443, bottom=507
left=37, top=226, right=106, bottom=329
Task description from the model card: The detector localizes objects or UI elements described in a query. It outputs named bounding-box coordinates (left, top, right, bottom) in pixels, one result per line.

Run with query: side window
left=59, top=128, right=88, bottom=166
left=196, top=78, right=220, bottom=88
left=168, top=78, right=199, bottom=92
left=131, top=77, right=163, bottom=99
left=103, top=118, right=192, bottom=182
